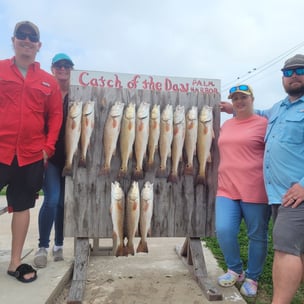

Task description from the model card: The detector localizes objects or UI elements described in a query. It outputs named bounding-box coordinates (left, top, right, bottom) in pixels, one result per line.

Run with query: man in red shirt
left=0, top=21, right=62, bottom=283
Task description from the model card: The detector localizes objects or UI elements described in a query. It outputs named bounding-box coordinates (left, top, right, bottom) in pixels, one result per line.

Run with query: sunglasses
left=15, top=31, right=39, bottom=43
left=282, top=68, right=304, bottom=77
left=229, top=85, right=251, bottom=94
left=53, top=63, right=73, bottom=70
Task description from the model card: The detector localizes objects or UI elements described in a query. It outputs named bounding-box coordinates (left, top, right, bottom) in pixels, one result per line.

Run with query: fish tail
left=132, top=169, right=144, bottom=180
left=136, top=239, right=148, bottom=253
left=183, top=164, right=194, bottom=175
left=167, top=173, right=178, bottom=183
left=78, top=157, right=86, bottom=168
left=62, top=166, right=73, bottom=177
left=126, top=242, right=135, bottom=256
left=99, top=166, right=110, bottom=176
left=115, top=244, right=125, bottom=257
left=156, top=167, right=168, bottom=178
left=117, top=169, right=127, bottom=179
left=196, top=174, right=206, bottom=185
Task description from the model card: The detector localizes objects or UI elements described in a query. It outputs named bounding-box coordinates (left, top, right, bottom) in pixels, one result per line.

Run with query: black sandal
left=7, top=263, right=37, bottom=283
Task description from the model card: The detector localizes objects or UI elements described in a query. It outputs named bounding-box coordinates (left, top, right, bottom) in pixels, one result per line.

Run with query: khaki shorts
left=273, top=203, right=304, bottom=256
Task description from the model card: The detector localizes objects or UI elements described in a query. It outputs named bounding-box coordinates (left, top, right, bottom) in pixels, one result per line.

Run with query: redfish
left=79, top=100, right=95, bottom=168
left=62, top=101, right=82, bottom=176
left=126, top=181, right=140, bottom=255
left=100, top=101, right=124, bottom=175
left=133, top=101, right=150, bottom=180
left=156, top=104, right=173, bottom=178
left=137, top=181, right=153, bottom=253
left=167, top=105, right=185, bottom=183
left=147, top=104, right=160, bottom=170
left=110, top=181, right=125, bottom=257
left=118, top=102, right=136, bottom=178
left=196, top=105, right=214, bottom=184
left=184, top=106, right=198, bottom=175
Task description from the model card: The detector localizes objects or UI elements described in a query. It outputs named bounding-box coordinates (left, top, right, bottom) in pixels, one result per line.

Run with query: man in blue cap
left=34, top=53, right=74, bottom=268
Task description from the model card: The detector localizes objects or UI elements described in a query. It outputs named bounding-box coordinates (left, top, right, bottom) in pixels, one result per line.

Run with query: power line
left=221, top=41, right=304, bottom=92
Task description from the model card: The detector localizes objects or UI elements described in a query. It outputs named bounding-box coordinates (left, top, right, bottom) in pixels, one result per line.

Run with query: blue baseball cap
left=52, top=53, right=74, bottom=66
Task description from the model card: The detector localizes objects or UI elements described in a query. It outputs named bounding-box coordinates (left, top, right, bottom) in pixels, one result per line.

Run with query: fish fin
left=145, top=161, right=154, bottom=171
left=207, top=153, right=212, bottom=163
left=62, top=166, right=73, bottom=177
left=117, top=169, right=127, bottom=179
left=136, top=240, right=148, bottom=253
left=212, top=128, right=215, bottom=139
left=167, top=173, right=178, bottom=183
left=183, top=164, right=194, bottom=175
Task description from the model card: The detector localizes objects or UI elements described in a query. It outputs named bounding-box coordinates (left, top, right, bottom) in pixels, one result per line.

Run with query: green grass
left=203, top=220, right=304, bottom=304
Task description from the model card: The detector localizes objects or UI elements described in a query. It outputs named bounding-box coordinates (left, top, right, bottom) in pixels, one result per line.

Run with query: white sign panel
left=70, top=70, right=220, bottom=95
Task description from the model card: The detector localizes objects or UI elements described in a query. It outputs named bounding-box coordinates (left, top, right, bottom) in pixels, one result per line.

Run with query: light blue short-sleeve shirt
left=256, top=96, right=304, bottom=204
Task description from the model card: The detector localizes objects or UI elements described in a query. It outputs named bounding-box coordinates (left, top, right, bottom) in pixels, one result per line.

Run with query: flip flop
left=7, top=263, right=37, bottom=283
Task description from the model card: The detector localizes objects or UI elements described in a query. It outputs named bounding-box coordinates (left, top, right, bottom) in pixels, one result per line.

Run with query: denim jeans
left=215, top=196, right=271, bottom=281
left=38, top=162, right=65, bottom=248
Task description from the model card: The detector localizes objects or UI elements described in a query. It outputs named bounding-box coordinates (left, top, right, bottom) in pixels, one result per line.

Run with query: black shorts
left=0, top=157, right=44, bottom=212
left=273, top=203, right=304, bottom=256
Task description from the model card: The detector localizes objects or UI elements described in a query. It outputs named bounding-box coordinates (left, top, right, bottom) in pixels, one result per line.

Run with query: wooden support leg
left=176, top=236, right=223, bottom=301
left=67, top=238, right=90, bottom=304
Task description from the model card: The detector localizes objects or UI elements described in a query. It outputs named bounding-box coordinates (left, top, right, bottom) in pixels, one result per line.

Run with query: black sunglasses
left=15, top=31, right=39, bottom=43
left=53, top=63, right=73, bottom=70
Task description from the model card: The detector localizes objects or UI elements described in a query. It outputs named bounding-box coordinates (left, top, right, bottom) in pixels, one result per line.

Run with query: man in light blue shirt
left=250, top=54, right=304, bottom=304
left=220, top=54, right=304, bottom=303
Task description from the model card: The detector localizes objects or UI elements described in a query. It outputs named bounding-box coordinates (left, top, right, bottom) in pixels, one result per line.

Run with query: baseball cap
left=52, top=53, right=74, bottom=66
left=281, top=54, right=304, bottom=71
left=14, top=21, right=40, bottom=40
left=228, top=84, right=254, bottom=99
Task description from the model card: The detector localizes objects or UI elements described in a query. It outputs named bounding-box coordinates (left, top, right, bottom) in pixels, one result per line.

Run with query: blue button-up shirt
left=256, top=96, right=304, bottom=204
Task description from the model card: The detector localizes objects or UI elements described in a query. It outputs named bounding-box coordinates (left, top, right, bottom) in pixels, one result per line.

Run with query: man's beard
left=285, top=84, right=304, bottom=97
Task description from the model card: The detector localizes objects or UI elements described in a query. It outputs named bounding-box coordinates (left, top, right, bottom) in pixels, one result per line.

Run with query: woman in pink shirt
left=216, top=85, right=270, bottom=298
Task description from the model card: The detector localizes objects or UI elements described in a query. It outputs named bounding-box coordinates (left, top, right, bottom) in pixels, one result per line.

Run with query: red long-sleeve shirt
left=0, top=57, right=63, bottom=166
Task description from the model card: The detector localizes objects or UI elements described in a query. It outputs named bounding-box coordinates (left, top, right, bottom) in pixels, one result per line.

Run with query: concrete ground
left=0, top=196, right=246, bottom=304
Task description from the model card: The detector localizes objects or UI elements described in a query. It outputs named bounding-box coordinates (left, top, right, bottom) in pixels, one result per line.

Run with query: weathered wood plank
left=67, top=238, right=90, bottom=304
left=176, top=237, right=223, bottom=301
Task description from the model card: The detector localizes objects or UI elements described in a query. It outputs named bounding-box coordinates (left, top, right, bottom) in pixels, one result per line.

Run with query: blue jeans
left=215, top=196, right=270, bottom=281
left=38, top=162, right=65, bottom=248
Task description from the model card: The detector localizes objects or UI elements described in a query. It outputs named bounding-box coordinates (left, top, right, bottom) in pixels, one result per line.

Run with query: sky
left=1, top=0, right=304, bottom=122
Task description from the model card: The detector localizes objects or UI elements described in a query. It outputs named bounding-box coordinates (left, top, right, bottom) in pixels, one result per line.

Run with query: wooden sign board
left=64, top=70, right=221, bottom=238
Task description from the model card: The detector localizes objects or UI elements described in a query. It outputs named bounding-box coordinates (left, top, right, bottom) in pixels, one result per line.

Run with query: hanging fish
left=184, top=106, right=198, bottom=175
left=110, top=181, right=126, bottom=257
left=118, top=102, right=136, bottom=178
left=168, top=105, right=185, bottom=183
left=156, top=104, right=173, bottom=178
left=79, top=100, right=95, bottom=168
left=126, top=181, right=140, bottom=255
left=99, top=101, right=124, bottom=175
left=62, top=101, right=82, bottom=176
left=133, top=101, right=150, bottom=180
left=137, top=181, right=154, bottom=253
left=196, top=105, right=214, bottom=184
left=147, top=104, right=160, bottom=171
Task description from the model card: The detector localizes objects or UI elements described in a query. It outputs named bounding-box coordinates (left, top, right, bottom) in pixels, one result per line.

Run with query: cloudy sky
left=1, top=0, right=304, bottom=122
